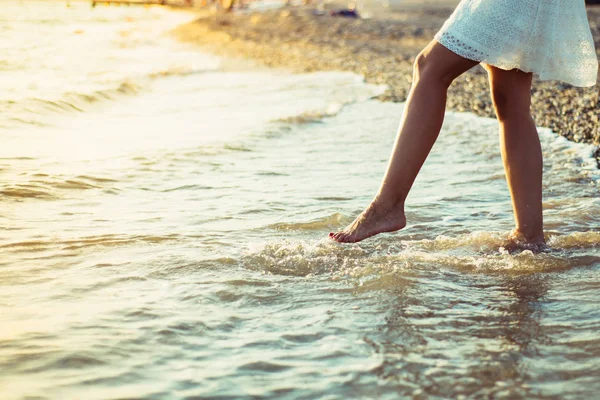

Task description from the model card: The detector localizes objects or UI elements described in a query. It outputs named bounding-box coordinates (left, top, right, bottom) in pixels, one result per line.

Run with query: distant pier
left=90, top=0, right=186, bottom=7
left=90, top=0, right=233, bottom=10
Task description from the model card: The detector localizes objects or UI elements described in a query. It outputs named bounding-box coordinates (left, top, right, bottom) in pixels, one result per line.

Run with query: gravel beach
left=174, top=3, right=600, bottom=164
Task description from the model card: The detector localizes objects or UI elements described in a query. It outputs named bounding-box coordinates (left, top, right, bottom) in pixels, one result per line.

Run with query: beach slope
left=174, top=4, right=600, bottom=163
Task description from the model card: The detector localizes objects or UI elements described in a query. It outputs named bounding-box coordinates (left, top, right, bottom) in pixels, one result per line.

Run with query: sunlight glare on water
left=1, top=1, right=599, bottom=399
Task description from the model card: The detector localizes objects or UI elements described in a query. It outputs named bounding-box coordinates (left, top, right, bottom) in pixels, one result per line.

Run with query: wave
left=268, top=213, right=348, bottom=231
left=275, top=103, right=346, bottom=125
left=0, top=174, right=121, bottom=201
left=148, top=66, right=216, bottom=79
left=0, top=65, right=217, bottom=129
left=0, top=82, right=142, bottom=129
left=1, top=233, right=181, bottom=253
left=548, top=231, right=600, bottom=249
left=241, top=231, right=600, bottom=280
left=0, top=186, right=55, bottom=200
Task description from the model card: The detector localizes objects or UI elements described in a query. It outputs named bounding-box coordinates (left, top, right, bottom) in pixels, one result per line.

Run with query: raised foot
left=329, top=201, right=406, bottom=243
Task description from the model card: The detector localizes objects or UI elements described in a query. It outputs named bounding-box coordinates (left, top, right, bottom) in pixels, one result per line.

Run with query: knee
left=413, top=51, right=455, bottom=88
left=488, top=69, right=533, bottom=122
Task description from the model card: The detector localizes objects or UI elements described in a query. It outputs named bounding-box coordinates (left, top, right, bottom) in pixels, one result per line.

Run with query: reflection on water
left=1, top=1, right=600, bottom=399
left=368, top=274, right=550, bottom=397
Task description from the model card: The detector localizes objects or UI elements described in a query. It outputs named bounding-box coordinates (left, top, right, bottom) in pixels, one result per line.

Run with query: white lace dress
left=435, top=0, right=599, bottom=87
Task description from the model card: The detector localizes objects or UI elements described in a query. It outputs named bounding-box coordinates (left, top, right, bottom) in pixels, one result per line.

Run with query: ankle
left=372, top=195, right=405, bottom=212
left=512, top=227, right=545, bottom=244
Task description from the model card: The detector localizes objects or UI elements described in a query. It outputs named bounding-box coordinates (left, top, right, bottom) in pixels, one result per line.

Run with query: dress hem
left=434, top=34, right=598, bottom=88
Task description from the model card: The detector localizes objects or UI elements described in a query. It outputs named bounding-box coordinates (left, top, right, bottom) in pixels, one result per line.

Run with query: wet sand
left=174, top=3, right=600, bottom=165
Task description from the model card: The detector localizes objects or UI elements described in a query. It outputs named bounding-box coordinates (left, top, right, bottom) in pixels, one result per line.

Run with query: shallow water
left=1, top=2, right=600, bottom=399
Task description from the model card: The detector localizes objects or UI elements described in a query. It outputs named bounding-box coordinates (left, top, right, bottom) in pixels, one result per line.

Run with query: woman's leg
left=485, top=65, right=544, bottom=244
left=330, top=41, right=479, bottom=243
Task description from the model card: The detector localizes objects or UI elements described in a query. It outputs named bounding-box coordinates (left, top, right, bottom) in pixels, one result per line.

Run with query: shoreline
left=173, top=5, right=600, bottom=166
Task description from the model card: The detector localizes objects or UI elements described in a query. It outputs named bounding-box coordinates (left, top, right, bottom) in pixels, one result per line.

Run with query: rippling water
left=2, top=1, right=600, bottom=399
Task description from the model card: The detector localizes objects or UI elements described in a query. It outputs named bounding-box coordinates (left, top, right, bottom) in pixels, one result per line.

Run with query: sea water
left=1, top=1, right=600, bottom=399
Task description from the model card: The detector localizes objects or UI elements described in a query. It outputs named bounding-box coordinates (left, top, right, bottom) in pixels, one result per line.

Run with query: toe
left=337, top=233, right=351, bottom=242
left=333, top=232, right=343, bottom=240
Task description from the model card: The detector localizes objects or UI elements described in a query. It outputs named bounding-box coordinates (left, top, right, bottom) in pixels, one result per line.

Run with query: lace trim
left=433, top=0, right=598, bottom=87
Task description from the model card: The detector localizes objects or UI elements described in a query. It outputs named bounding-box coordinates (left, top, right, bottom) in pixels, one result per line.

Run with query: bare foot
left=329, top=200, right=406, bottom=243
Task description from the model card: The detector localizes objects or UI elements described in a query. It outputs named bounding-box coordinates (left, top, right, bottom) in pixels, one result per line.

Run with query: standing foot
left=329, top=200, right=406, bottom=243
left=511, top=228, right=545, bottom=246
left=501, top=229, right=548, bottom=253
